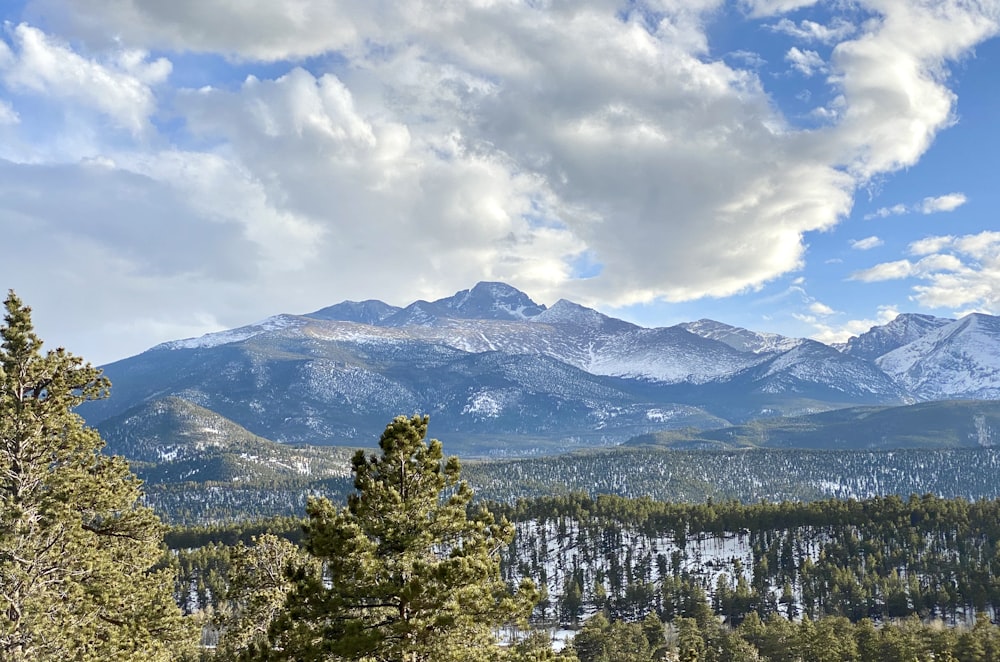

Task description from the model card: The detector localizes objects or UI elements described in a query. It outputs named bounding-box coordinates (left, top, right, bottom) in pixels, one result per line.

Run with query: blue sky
left=1, top=0, right=998, bottom=364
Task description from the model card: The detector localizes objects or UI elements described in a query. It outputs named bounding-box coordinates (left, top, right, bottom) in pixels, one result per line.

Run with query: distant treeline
left=146, top=447, right=1000, bottom=525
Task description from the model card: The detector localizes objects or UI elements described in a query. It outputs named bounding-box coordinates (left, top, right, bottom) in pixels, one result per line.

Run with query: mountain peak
left=384, top=281, right=546, bottom=326
left=533, top=299, right=637, bottom=333
left=876, top=312, right=1000, bottom=399
left=440, top=281, right=547, bottom=319
left=679, top=319, right=801, bottom=354
left=306, top=299, right=401, bottom=324
left=842, top=313, right=953, bottom=361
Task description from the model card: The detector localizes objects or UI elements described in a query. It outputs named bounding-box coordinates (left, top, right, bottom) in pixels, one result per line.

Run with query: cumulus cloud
left=850, top=235, right=882, bottom=250
left=914, top=253, right=965, bottom=273
left=850, top=231, right=1000, bottom=315
left=23, top=0, right=379, bottom=61
left=17, top=2, right=996, bottom=305
left=0, top=23, right=170, bottom=134
left=908, top=235, right=955, bottom=256
left=807, top=306, right=900, bottom=345
left=2, top=0, right=998, bottom=361
left=919, top=192, right=968, bottom=213
left=785, top=47, right=826, bottom=76
left=175, top=65, right=584, bottom=297
left=808, top=301, right=835, bottom=315
left=727, top=50, right=767, bottom=68
left=865, top=192, right=968, bottom=219
left=829, top=3, right=999, bottom=180
left=865, top=204, right=908, bottom=220
left=768, top=17, right=856, bottom=43
left=850, top=260, right=913, bottom=282
left=912, top=240, right=1000, bottom=311
left=743, top=0, right=820, bottom=18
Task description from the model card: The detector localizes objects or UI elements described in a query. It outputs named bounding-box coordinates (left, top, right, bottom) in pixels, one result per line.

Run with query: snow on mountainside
left=437, top=281, right=547, bottom=319
left=90, top=282, right=1000, bottom=454
left=586, top=326, right=764, bottom=384
left=842, top=313, right=953, bottom=361
left=383, top=282, right=546, bottom=326
left=680, top=319, right=803, bottom=354
left=302, top=301, right=756, bottom=384
left=750, top=340, right=909, bottom=400
left=532, top=299, right=637, bottom=333
left=154, top=314, right=306, bottom=351
left=306, top=299, right=401, bottom=324
left=877, top=314, right=1000, bottom=399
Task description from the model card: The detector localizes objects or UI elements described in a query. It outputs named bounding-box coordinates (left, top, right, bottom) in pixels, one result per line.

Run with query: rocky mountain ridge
left=83, top=282, right=1000, bottom=456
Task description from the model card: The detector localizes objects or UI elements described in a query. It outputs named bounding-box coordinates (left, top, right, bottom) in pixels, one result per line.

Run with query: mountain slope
left=877, top=314, right=1000, bottom=399
left=80, top=282, right=1000, bottom=457
left=842, top=313, right=953, bottom=361
left=306, top=299, right=401, bottom=324
left=626, top=399, right=1000, bottom=450
left=383, top=281, right=547, bottom=326
left=680, top=319, right=802, bottom=354
left=98, top=396, right=355, bottom=483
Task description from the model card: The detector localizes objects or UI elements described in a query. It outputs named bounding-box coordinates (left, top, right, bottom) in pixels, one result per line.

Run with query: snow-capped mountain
left=738, top=340, right=911, bottom=401
left=81, top=282, right=1000, bottom=455
left=381, top=282, right=547, bottom=326
left=680, top=319, right=803, bottom=354
left=841, top=313, right=953, bottom=361
left=307, top=299, right=401, bottom=324
left=153, top=314, right=306, bottom=351
left=877, top=313, right=1000, bottom=400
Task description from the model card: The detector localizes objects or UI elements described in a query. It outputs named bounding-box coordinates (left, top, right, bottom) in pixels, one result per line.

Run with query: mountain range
left=81, top=281, right=1000, bottom=456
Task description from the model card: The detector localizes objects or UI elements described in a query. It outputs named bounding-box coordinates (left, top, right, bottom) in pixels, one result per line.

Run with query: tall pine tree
left=269, top=415, right=536, bottom=662
left=0, top=291, right=196, bottom=660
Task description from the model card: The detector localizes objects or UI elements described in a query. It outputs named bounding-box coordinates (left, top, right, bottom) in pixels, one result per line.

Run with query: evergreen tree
left=571, top=613, right=652, bottom=662
left=214, top=533, right=318, bottom=659
left=0, top=291, right=196, bottom=660
left=674, top=617, right=705, bottom=662
left=269, top=415, right=536, bottom=661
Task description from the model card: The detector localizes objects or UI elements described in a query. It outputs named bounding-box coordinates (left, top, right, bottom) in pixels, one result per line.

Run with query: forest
left=166, top=492, right=1000, bottom=661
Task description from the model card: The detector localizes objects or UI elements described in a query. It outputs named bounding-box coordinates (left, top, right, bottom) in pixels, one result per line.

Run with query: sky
left=1, top=0, right=999, bottom=366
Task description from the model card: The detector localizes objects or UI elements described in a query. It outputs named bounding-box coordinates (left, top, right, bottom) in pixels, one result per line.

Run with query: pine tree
left=268, top=415, right=537, bottom=661
left=214, top=533, right=319, bottom=659
left=0, top=291, right=196, bottom=660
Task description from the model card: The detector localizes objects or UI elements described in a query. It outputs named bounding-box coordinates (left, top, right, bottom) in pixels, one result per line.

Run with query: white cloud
left=807, top=306, right=899, bottom=345
left=768, top=17, right=856, bottom=43
left=865, top=192, right=968, bottom=219
left=24, top=0, right=377, bottom=61
left=865, top=203, right=908, bottom=219
left=854, top=231, right=1000, bottom=315
left=174, top=66, right=584, bottom=297
left=743, top=0, right=819, bottom=18
left=849, top=235, right=882, bottom=250
left=808, top=301, right=835, bottom=315
left=913, top=253, right=964, bottom=274
left=1, top=0, right=998, bottom=362
left=727, top=50, right=767, bottom=68
left=829, top=4, right=999, bottom=180
left=919, top=192, right=967, bottom=213
left=16, top=1, right=995, bottom=310
left=954, top=230, right=1000, bottom=259
left=785, top=47, right=826, bottom=76
left=0, top=23, right=169, bottom=134
left=849, top=259, right=913, bottom=282
left=908, top=235, right=955, bottom=255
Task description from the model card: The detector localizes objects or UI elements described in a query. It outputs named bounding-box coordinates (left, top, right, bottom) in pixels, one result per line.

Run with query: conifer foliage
left=0, top=291, right=195, bottom=660
left=268, top=414, right=537, bottom=661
